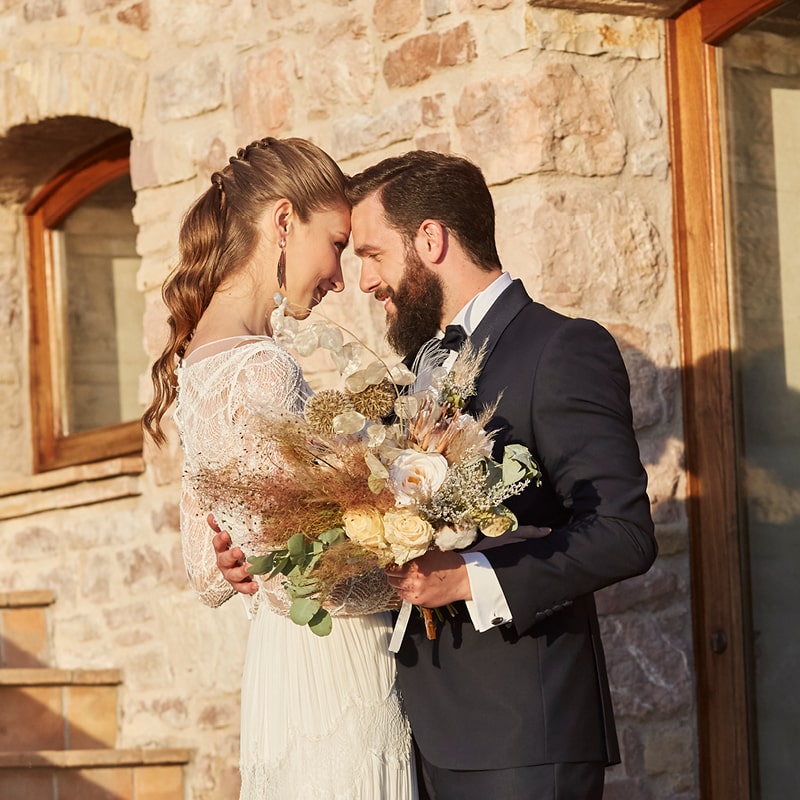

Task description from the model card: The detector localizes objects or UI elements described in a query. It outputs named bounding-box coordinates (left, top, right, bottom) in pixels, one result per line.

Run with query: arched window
left=25, top=134, right=145, bottom=472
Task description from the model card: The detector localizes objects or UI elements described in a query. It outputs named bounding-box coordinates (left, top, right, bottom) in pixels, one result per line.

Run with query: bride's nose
left=327, top=262, right=345, bottom=293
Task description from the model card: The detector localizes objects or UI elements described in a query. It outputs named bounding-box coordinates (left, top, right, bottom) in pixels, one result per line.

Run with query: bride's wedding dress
left=175, top=336, right=416, bottom=800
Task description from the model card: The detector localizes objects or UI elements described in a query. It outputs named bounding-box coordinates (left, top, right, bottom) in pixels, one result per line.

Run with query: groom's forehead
left=351, top=196, right=396, bottom=250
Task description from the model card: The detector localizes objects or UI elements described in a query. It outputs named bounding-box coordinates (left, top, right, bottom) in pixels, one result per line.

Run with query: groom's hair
left=347, top=151, right=501, bottom=273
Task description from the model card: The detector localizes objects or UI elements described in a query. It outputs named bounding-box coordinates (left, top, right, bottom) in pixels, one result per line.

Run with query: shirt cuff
left=461, top=551, right=513, bottom=632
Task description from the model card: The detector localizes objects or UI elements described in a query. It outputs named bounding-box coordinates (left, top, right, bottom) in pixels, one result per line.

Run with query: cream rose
left=383, top=508, right=434, bottom=565
left=389, top=450, right=449, bottom=507
left=342, top=507, right=387, bottom=550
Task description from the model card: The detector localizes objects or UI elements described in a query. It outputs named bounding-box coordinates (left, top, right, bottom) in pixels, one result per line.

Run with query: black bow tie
left=440, top=324, right=467, bottom=352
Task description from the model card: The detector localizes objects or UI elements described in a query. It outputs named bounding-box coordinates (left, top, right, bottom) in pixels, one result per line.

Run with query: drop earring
left=277, top=236, right=286, bottom=289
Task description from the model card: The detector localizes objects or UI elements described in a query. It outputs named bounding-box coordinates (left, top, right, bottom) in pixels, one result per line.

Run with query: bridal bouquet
left=196, top=297, right=541, bottom=636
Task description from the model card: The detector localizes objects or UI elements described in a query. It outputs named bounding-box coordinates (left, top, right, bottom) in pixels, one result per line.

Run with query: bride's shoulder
left=233, top=337, right=301, bottom=375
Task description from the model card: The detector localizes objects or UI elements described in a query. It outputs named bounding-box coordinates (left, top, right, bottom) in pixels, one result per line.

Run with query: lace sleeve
left=235, top=346, right=308, bottom=420
left=180, top=471, right=236, bottom=608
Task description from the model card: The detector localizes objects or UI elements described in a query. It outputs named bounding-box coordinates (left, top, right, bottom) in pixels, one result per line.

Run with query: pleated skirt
left=239, top=603, right=417, bottom=800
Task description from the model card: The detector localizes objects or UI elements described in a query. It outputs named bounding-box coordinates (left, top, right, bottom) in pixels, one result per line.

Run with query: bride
left=143, top=137, right=416, bottom=800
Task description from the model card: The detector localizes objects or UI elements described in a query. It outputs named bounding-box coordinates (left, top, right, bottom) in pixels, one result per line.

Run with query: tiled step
left=0, top=747, right=192, bottom=800
left=0, top=590, right=55, bottom=668
left=0, top=668, right=122, bottom=751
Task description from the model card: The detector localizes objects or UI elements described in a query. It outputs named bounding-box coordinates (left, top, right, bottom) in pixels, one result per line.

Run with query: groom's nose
left=359, top=260, right=381, bottom=295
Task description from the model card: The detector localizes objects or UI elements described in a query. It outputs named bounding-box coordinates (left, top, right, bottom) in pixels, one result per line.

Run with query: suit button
left=491, top=617, right=504, bottom=626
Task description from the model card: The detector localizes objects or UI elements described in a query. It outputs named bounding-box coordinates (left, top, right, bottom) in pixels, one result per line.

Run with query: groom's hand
left=209, top=514, right=257, bottom=595
left=385, top=550, right=472, bottom=607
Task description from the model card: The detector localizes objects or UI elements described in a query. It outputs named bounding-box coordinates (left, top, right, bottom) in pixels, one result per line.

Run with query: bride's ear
left=270, top=199, right=294, bottom=241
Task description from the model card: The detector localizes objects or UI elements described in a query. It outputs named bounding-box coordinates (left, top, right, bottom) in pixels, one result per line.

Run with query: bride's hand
left=209, top=514, right=258, bottom=595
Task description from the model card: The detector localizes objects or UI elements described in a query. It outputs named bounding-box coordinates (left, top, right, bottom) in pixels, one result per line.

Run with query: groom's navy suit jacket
left=396, top=280, right=656, bottom=770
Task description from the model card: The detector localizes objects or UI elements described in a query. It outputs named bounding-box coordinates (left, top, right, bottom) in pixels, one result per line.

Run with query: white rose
left=434, top=524, right=478, bottom=551
left=389, top=450, right=449, bottom=507
left=383, top=508, right=434, bottom=565
left=342, top=507, right=386, bottom=550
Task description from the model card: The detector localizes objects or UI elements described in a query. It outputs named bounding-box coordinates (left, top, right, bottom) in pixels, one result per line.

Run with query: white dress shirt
left=447, top=273, right=515, bottom=632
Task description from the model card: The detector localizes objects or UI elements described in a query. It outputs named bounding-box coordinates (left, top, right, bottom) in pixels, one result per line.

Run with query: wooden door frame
left=666, top=0, right=786, bottom=797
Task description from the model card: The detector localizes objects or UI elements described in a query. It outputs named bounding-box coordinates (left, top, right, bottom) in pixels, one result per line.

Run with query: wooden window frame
left=24, top=134, right=143, bottom=473
left=666, top=1, right=786, bottom=797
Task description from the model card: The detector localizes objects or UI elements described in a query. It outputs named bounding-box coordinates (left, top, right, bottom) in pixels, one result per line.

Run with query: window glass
left=52, top=173, right=145, bottom=434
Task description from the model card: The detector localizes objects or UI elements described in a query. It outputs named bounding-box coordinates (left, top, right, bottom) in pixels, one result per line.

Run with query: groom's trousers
left=419, top=755, right=605, bottom=800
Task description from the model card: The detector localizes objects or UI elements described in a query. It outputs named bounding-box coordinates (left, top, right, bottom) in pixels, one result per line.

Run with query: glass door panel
left=721, top=3, right=800, bottom=796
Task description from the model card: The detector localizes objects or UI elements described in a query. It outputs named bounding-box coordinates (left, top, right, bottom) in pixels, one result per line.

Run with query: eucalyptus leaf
left=287, top=533, right=307, bottom=560
left=289, top=582, right=320, bottom=599
left=319, top=528, right=345, bottom=546
left=290, top=597, right=321, bottom=626
left=308, top=607, right=333, bottom=636
left=502, top=444, right=541, bottom=485
left=247, top=554, right=274, bottom=575
left=270, top=554, right=292, bottom=578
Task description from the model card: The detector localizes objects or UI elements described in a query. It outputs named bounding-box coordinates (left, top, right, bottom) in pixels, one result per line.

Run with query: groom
left=217, top=150, right=656, bottom=799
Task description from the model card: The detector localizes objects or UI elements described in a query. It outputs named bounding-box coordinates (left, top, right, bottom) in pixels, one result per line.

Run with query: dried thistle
left=347, top=380, right=397, bottom=420
left=304, top=390, right=355, bottom=434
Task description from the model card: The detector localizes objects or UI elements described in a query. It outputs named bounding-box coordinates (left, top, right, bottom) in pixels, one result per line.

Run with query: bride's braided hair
left=143, top=137, right=348, bottom=444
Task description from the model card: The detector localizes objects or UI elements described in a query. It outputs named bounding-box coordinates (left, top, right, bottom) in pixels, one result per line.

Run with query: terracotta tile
left=58, top=766, right=134, bottom=800
left=0, top=769, right=54, bottom=800
left=0, top=607, right=50, bottom=667
left=67, top=685, right=118, bottom=748
left=134, top=764, right=184, bottom=800
left=0, top=686, right=64, bottom=750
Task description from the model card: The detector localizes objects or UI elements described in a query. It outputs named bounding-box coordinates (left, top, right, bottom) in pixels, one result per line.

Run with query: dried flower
left=347, top=380, right=397, bottom=420
left=304, top=390, right=355, bottom=434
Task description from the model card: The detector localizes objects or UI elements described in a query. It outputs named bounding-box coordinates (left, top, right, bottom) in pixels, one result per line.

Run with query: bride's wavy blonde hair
left=143, top=137, right=348, bottom=445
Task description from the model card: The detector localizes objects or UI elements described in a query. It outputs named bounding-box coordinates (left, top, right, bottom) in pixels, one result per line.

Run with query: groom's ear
left=415, top=219, right=447, bottom=264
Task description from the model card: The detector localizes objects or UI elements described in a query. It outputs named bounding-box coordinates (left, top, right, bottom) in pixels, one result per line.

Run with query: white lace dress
left=174, top=336, right=416, bottom=800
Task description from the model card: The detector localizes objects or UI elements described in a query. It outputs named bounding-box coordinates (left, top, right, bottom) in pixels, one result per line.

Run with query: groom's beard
left=386, top=248, right=444, bottom=358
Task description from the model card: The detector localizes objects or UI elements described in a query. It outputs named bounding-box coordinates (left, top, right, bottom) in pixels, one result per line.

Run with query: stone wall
left=0, top=1, right=696, bottom=798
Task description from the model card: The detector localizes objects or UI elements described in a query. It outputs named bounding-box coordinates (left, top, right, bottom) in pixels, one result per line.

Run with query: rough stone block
left=486, top=1, right=528, bottom=57
left=231, top=49, right=292, bottom=139
left=529, top=8, right=660, bottom=59
left=332, top=99, right=421, bottom=160
left=384, top=23, right=476, bottom=88
left=24, top=0, right=65, bottom=22
left=374, top=0, right=420, bottom=38
left=456, top=65, right=626, bottom=184
left=84, top=25, right=120, bottom=49
left=306, top=15, right=375, bottom=113
left=642, top=724, right=696, bottom=776
left=117, top=1, right=150, bottom=30
left=155, top=54, right=224, bottom=122
left=415, top=131, right=450, bottom=152
left=603, top=614, right=694, bottom=719
left=120, top=30, right=151, bottom=60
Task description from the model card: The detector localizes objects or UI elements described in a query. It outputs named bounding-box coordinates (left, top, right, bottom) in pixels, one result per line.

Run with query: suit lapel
left=468, top=278, right=531, bottom=366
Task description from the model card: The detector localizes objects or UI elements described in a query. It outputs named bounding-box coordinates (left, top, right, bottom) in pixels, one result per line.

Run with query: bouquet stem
left=422, top=607, right=437, bottom=640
